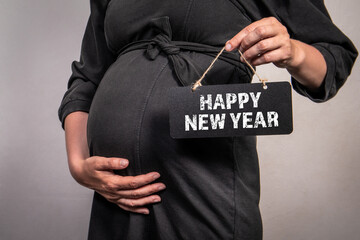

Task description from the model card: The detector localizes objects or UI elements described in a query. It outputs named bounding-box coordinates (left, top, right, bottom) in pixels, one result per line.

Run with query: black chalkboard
left=169, top=82, right=293, bottom=138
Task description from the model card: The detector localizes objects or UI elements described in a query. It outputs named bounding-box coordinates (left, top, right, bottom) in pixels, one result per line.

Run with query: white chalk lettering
left=185, top=111, right=280, bottom=132
left=254, top=112, right=267, bottom=128
left=230, top=113, right=241, bottom=129
left=237, top=93, right=249, bottom=109
left=267, top=111, right=279, bottom=127
left=250, top=92, right=261, bottom=108
left=242, top=112, right=253, bottom=128
left=199, top=114, right=209, bottom=130
left=210, top=114, right=226, bottom=130
left=213, top=94, right=226, bottom=110
left=226, top=93, right=237, bottom=110
left=200, top=94, right=212, bottom=110
left=185, top=115, right=197, bottom=131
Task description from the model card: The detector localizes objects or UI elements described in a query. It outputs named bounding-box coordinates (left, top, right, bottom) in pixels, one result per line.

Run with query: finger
left=97, top=191, right=153, bottom=214
left=239, top=25, right=282, bottom=53
left=117, top=183, right=166, bottom=199
left=226, top=17, right=279, bottom=51
left=117, top=195, right=162, bottom=208
left=94, top=157, right=129, bottom=171
left=250, top=47, right=291, bottom=67
left=97, top=190, right=121, bottom=203
left=112, top=172, right=161, bottom=190
left=118, top=205, right=150, bottom=215
left=98, top=191, right=151, bottom=215
left=242, top=36, right=283, bottom=61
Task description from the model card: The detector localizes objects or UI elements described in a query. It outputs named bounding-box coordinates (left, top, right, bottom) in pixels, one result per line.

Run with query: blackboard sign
left=169, top=82, right=293, bottom=138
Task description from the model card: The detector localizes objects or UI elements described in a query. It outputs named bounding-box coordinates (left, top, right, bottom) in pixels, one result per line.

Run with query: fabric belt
left=116, top=16, right=253, bottom=86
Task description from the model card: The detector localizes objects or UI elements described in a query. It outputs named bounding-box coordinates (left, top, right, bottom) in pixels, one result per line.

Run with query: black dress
left=58, top=1, right=357, bottom=239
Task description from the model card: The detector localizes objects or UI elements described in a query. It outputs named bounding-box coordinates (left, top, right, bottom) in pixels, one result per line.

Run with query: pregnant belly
left=87, top=49, right=239, bottom=173
left=87, top=50, right=172, bottom=174
left=87, top=49, right=239, bottom=238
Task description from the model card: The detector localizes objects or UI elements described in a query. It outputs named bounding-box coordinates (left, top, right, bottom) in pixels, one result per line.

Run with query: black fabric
left=58, top=1, right=357, bottom=239
left=117, top=16, right=253, bottom=87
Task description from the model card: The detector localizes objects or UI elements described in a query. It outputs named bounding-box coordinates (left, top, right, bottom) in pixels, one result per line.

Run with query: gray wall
left=0, top=0, right=359, bottom=239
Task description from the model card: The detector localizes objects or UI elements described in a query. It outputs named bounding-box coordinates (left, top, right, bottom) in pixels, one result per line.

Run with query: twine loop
left=192, top=46, right=268, bottom=91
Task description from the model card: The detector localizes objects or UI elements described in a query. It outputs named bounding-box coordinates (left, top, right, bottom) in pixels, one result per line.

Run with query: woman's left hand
left=226, top=17, right=297, bottom=69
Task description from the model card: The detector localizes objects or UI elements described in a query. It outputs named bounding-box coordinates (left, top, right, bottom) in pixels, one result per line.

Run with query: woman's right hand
left=72, top=156, right=166, bottom=215
left=64, top=111, right=165, bottom=215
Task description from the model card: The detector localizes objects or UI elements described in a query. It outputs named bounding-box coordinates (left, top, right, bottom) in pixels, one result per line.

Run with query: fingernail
left=142, top=209, right=149, bottom=215
left=225, top=43, right=232, bottom=51
left=158, top=184, right=166, bottom=191
left=153, top=196, right=161, bottom=203
left=152, top=173, right=160, bottom=180
left=120, top=159, right=128, bottom=167
left=240, top=57, right=245, bottom=62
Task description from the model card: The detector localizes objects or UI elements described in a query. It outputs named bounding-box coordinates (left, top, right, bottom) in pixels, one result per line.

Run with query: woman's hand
left=225, top=17, right=296, bottom=68
left=64, top=111, right=165, bottom=215
left=225, top=17, right=327, bottom=91
left=72, top=156, right=166, bottom=215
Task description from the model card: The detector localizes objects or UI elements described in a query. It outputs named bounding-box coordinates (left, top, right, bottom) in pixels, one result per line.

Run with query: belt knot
left=146, top=18, right=180, bottom=60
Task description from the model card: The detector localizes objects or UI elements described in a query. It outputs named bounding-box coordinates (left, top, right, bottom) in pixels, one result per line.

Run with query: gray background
left=0, top=0, right=359, bottom=239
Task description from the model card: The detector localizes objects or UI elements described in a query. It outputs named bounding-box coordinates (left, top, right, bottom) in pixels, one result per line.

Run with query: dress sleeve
left=58, top=0, right=116, bottom=129
left=274, top=0, right=358, bottom=102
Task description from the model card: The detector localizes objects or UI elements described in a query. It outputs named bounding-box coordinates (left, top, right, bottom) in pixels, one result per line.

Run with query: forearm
left=64, top=111, right=90, bottom=181
left=286, top=39, right=327, bottom=92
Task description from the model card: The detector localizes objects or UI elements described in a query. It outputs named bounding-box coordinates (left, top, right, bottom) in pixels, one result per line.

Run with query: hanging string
left=237, top=50, right=268, bottom=89
left=192, top=45, right=268, bottom=91
left=192, top=47, right=226, bottom=91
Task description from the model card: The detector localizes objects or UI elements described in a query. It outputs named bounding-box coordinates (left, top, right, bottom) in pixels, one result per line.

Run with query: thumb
left=94, top=157, right=129, bottom=171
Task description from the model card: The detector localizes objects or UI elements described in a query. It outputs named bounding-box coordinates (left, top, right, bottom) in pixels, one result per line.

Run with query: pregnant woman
left=58, top=0, right=357, bottom=239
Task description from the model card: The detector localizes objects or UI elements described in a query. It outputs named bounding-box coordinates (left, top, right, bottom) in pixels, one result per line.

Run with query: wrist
left=68, top=156, right=87, bottom=183
left=286, top=39, right=306, bottom=71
